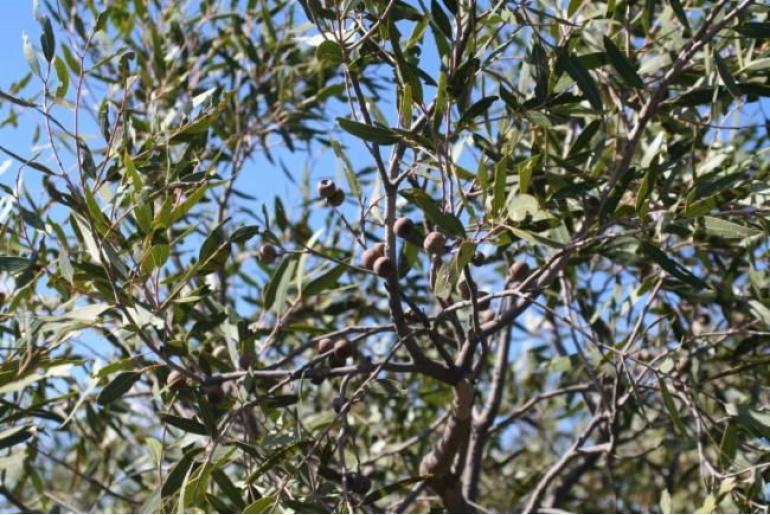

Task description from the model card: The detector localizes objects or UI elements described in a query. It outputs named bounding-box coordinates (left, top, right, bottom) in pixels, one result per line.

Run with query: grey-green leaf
left=97, top=371, right=141, bottom=405
left=337, top=118, right=400, bottom=145
left=603, top=37, right=644, bottom=89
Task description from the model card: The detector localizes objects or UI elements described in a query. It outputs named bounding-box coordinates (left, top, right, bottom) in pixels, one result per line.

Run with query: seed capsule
left=423, top=231, right=446, bottom=255
left=333, top=339, right=353, bottom=360
left=394, top=217, right=414, bottom=238
left=258, top=243, right=277, bottom=265
left=373, top=256, right=393, bottom=277
left=326, top=188, right=345, bottom=207
left=508, top=261, right=530, bottom=282
left=317, top=179, right=336, bottom=199
left=317, top=338, right=335, bottom=354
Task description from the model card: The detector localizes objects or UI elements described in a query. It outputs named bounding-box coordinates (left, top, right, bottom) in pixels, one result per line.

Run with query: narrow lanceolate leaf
left=430, top=0, right=452, bottom=38
left=713, top=53, right=740, bottom=98
left=399, top=188, right=465, bottom=237
left=719, top=420, right=738, bottom=469
left=640, top=242, right=707, bottom=289
left=457, top=96, right=497, bottom=128
left=702, top=216, right=761, bottom=239
left=363, top=475, right=426, bottom=504
left=0, top=256, right=32, bottom=274
left=160, top=414, right=209, bottom=435
left=337, top=118, right=400, bottom=145
left=262, top=255, right=297, bottom=311
left=635, top=164, right=658, bottom=218
left=242, top=495, right=278, bottom=514
left=302, top=265, right=346, bottom=298
left=162, top=450, right=200, bottom=497
left=492, top=157, right=508, bottom=217
left=22, top=33, right=41, bottom=76
left=603, top=37, right=644, bottom=89
left=567, top=0, right=584, bottom=16
left=97, top=371, right=141, bottom=405
left=169, top=96, right=229, bottom=142
left=658, top=377, right=687, bottom=436
left=734, top=23, right=770, bottom=39
left=40, top=17, right=55, bottom=62
left=230, top=225, right=261, bottom=244
left=54, top=56, right=69, bottom=98
left=668, top=0, right=691, bottom=34
left=559, top=49, right=603, bottom=110
left=0, top=425, right=34, bottom=450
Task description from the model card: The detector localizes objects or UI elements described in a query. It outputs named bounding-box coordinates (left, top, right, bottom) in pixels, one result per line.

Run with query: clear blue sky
left=0, top=3, right=40, bottom=169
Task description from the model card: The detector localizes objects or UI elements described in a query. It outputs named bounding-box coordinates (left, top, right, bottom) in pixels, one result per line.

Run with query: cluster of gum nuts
left=309, top=336, right=354, bottom=386
left=252, top=179, right=346, bottom=268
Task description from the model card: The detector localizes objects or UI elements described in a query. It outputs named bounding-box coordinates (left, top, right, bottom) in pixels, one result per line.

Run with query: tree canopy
left=1, top=0, right=770, bottom=512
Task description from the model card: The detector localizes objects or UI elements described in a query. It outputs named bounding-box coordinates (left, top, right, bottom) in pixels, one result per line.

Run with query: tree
left=1, top=0, right=769, bottom=512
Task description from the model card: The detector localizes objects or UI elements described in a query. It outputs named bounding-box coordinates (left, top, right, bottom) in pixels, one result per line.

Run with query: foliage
left=1, top=0, right=770, bottom=512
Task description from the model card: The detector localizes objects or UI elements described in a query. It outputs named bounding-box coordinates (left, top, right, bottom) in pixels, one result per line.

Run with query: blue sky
left=0, top=3, right=39, bottom=165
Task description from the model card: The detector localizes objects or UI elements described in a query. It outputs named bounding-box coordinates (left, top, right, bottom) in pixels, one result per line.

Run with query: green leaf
left=635, top=165, right=658, bottom=218
left=84, top=186, right=112, bottom=237
left=458, top=96, right=497, bottom=128
left=668, top=0, right=691, bottom=34
left=714, top=53, right=740, bottom=98
left=141, top=243, right=169, bottom=273
left=734, top=406, right=770, bottom=439
left=97, top=371, right=141, bottom=405
left=302, top=265, right=346, bottom=298
left=315, top=40, right=343, bottom=64
left=170, top=96, right=229, bottom=142
left=246, top=441, right=308, bottom=483
left=262, top=394, right=299, bottom=409
left=433, top=241, right=475, bottom=300
left=40, top=17, right=55, bottom=63
left=603, top=37, right=643, bottom=89
left=0, top=256, right=32, bottom=274
left=331, top=140, right=361, bottom=199
left=734, top=22, right=770, bottom=39
left=169, top=183, right=209, bottom=224
left=263, top=255, right=298, bottom=312
left=719, top=420, right=738, bottom=469
left=567, top=0, right=584, bottom=16
left=231, top=225, right=261, bottom=244
left=162, top=450, right=200, bottom=497
left=337, top=118, right=400, bottom=145
left=702, top=216, right=761, bottom=239
left=54, top=56, right=69, bottom=98
left=22, top=33, right=40, bottom=76
left=430, top=0, right=452, bottom=38
left=695, top=495, right=716, bottom=514
left=399, top=188, right=465, bottom=237
left=658, top=376, right=687, bottom=436
left=198, top=226, right=231, bottom=274
left=492, top=157, right=508, bottom=217
left=160, top=414, right=209, bottom=435
left=96, top=357, right=139, bottom=379
left=363, top=475, right=424, bottom=504
left=640, top=242, right=707, bottom=289
left=212, top=469, right=245, bottom=510
left=0, top=425, right=34, bottom=450
left=243, top=495, right=277, bottom=514
left=518, top=155, right=538, bottom=195
left=559, top=49, right=603, bottom=110
left=660, top=489, right=673, bottom=514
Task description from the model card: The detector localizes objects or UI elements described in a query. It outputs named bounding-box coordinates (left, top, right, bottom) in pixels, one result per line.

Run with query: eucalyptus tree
left=1, top=0, right=770, bottom=513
